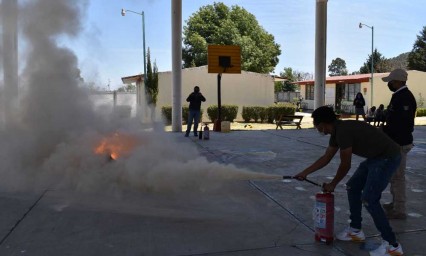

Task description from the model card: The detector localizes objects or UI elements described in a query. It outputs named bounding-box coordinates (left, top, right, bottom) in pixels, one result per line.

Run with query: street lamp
left=359, top=22, right=374, bottom=106
left=121, top=8, right=147, bottom=105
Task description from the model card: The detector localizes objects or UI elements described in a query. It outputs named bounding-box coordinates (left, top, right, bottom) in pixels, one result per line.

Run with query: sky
left=65, top=0, right=425, bottom=90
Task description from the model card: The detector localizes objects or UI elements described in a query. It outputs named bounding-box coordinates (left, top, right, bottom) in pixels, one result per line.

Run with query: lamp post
left=359, top=22, right=374, bottom=106
left=121, top=8, right=147, bottom=106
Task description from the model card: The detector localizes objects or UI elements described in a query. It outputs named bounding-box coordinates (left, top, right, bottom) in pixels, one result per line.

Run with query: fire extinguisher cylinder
left=314, top=192, right=334, bottom=244
left=203, top=124, right=210, bottom=140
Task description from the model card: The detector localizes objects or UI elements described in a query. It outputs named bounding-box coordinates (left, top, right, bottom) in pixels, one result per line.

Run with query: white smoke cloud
left=0, top=0, right=278, bottom=195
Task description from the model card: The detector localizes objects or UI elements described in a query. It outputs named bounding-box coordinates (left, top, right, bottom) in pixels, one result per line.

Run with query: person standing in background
left=353, top=92, right=366, bottom=121
left=374, top=104, right=386, bottom=127
left=381, top=69, right=417, bottom=220
left=366, top=106, right=376, bottom=124
left=185, top=86, right=206, bottom=137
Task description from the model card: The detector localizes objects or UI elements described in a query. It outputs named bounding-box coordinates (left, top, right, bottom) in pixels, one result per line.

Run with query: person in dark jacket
left=381, top=68, right=417, bottom=219
left=353, top=92, right=366, bottom=121
left=185, top=86, right=206, bottom=137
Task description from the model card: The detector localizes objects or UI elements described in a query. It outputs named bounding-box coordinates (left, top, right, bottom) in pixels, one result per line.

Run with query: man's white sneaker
left=369, top=240, right=404, bottom=256
left=336, top=226, right=365, bottom=242
left=387, top=243, right=404, bottom=256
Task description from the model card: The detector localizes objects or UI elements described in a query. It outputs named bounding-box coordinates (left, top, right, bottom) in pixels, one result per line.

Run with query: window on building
left=343, top=83, right=360, bottom=101
left=305, top=84, right=314, bottom=100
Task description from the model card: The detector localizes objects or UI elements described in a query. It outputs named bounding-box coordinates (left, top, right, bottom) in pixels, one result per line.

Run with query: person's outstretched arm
left=294, top=146, right=338, bottom=180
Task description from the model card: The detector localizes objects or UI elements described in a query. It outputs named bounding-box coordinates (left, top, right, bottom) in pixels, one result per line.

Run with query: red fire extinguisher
left=282, top=176, right=334, bottom=244
left=203, top=124, right=210, bottom=140
left=314, top=191, right=334, bottom=244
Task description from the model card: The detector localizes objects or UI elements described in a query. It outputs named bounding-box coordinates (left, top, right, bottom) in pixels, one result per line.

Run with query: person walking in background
left=185, top=86, right=206, bottom=137
left=353, top=92, right=366, bottom=121
left=294, top=106, right=404, bottom=256
left=381, top=68, right=417, bottom=220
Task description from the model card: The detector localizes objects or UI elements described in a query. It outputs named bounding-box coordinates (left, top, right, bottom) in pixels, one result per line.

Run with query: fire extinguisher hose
left=282, top=175, right=323, bottom=188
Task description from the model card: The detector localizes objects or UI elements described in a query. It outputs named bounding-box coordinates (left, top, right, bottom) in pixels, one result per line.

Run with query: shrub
left=255, top=106, right=268, bottom=123
left=242, top=106, right=254, bottom=122
left=417, top=108, right=426, bottom=117
left=266, top=106, right=276, bottom=123
left=242, top=106, right=269, bottom=123
left=207, top=105, right=239, bottom=122
left=266, top=103, right=296, bottom=123
left=161, top=106, right=172, bottom=124
left=161, top=105, right=203, bottom=124
left=241, top=104, right=297, bottom=124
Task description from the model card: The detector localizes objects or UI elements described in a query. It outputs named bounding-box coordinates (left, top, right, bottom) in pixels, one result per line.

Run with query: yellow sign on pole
left=207, top=45, right=241, bottom=74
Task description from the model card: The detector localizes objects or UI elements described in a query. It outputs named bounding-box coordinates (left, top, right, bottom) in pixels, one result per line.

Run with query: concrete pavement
left=0, top=125, right=425, bottom=255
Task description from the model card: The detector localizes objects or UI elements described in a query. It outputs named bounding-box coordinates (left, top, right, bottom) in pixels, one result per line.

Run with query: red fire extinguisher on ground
left=203, top=124, right=210, bottom=140
left=314, top=191, right=334, bottom=244
left=283, top=176, right=334, bottom=244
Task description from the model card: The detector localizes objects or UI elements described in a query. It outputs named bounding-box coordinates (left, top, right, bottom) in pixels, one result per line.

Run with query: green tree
left=408, top=26, right=426, bottom=71
left=182, top=2, right=281, bottom=73
left=387, top=52, right=409, bottom=70
left=274, top=67, right=312, bottom=92
left=125, top=84, right=136, bottom=92
left=281, top=67, right=298, bottom=92
left=145, top=48, right=159, bottom=121
left=360, top=49, right=391, bottom=73
left=328, top=57, right=348, bottom=76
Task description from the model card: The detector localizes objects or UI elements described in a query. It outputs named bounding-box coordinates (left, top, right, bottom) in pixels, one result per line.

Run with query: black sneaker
left=194, top=133, right=198, bottom=137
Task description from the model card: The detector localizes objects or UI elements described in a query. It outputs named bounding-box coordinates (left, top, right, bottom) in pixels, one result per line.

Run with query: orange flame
left=94, top=132, right=139, bottom=160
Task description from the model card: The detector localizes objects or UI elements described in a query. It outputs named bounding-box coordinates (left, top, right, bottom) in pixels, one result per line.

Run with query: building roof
left=121, top=74, right=143, bottom=84
left=121, top=66, right=280, bottom=84
left=296, top=72, right=389, bottom=85
left=272, top=75, right=287, bottom=82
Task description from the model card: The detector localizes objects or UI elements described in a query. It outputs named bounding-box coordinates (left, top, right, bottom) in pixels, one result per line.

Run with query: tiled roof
left=296, top=72, right=389, bottom=84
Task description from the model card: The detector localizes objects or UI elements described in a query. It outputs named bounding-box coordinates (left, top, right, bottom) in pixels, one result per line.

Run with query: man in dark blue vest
left=381, top=69, right=417, bottom=219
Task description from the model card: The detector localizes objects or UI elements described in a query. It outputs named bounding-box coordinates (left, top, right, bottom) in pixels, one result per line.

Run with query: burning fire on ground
left=94, top=132, right=139, bottom=160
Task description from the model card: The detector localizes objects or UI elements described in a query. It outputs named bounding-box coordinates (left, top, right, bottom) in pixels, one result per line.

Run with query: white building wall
left=301, top=84, right=335, bottom=110
left=157, top=66, right=275, bottom=121
left=300, top=70, right=426, bottom=111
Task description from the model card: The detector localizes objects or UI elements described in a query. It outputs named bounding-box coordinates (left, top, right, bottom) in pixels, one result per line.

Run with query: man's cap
left=382, top=68, right=408, bottom=82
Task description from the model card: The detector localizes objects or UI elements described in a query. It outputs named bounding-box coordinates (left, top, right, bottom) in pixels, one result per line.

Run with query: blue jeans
left=186, top=109, right=200, bottom=135
left=346, top=154, right=401, bottom=244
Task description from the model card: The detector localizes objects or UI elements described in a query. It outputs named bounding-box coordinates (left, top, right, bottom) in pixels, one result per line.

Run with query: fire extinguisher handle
left=304, top=178, right=322, bottom=188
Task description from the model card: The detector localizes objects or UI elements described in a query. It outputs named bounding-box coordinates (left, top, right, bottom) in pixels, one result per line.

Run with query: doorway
left=335, top=83, right=345, bottom=112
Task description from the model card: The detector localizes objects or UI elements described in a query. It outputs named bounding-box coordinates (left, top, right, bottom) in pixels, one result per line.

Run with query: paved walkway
left=166, top=113, right=426, bottom=132
left=0, top=125, right=425, bottom=255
